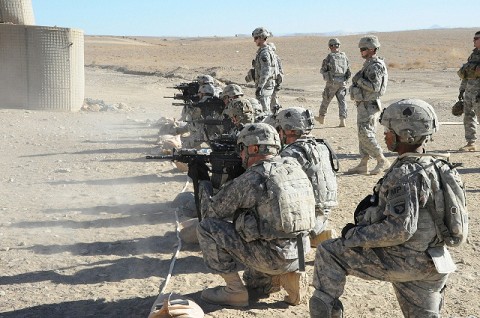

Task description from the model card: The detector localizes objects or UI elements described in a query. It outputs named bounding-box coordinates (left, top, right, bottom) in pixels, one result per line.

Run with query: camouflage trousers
left=270, top=87, right=280, bottom=111
left=197, top=218, right=298, bottom=275
left=256, top=80, right=275, bottom=114
left=356, top=100, right=383, bottom=158
left=463, top=91, right=480, bottom=143
left=311, top=239, right=449, bottom=317
left=319, top=81, right=348, bottom=119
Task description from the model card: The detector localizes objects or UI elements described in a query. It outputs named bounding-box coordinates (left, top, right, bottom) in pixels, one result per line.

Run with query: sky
left=32, top=0, right=479, bottom=37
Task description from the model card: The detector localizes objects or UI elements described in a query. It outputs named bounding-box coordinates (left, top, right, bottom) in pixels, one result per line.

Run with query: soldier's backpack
left=326, top=52, right=349, bottom=82
left=418, top=155, right=468, bottom=247
left=252, top=156, right=316, bottom=239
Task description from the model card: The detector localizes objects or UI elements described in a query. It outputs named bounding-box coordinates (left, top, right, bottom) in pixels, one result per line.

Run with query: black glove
left=187, top=158, right=210, bottom=181
left=458, top=89, right=465, bottom=101
left=341, top=223, right=356, bottom=239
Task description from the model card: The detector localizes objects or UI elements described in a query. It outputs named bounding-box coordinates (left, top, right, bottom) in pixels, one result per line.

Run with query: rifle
left=165, top=81, right=200, bottom=104
left=146, top=147, right=244, bottom=221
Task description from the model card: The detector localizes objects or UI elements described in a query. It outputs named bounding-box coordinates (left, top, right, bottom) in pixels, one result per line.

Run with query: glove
left=255, top=87, right=263, bottom=97
left=187, top=158, right=210, bottom=181
left=341, top=223, right=356, bottom=239
left=458, top=89, right=465, bottom=101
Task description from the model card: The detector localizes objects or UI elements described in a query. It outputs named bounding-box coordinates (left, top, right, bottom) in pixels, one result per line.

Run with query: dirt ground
left=1, top=28, right=479, bottom=318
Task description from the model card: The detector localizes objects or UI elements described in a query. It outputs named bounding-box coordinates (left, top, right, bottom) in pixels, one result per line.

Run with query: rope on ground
left=158, top=175, right=190, bottom=294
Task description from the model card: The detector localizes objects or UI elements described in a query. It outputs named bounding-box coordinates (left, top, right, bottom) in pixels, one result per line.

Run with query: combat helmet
left=221, top=84, right=244, bottom=98
left=328, top=38, right=341, bottom=47
left=358, top=35, right=381, bottom=49
left=198, top=83, right=215, bottom=95
left=379, top=99, right=438, bottom=144
left=224, top=97, right=254, bottom=125
left=252, top=27, right=271, bottom=39
left=276, top=107, right=315, bottom=134
left=196, top=74, right=214, bottom=85
left=237, top=123, right=281, bottom=148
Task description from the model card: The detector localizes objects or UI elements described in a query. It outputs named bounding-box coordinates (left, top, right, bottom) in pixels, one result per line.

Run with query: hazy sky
left=32, top=0, right=479, bottom=37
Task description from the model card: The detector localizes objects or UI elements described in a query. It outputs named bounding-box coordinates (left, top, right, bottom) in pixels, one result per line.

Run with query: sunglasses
left=360, top=47, right=369, bottom=52
left=254, top=36, right=260, bottom=40
left=474, top=37, right=480, bottom=41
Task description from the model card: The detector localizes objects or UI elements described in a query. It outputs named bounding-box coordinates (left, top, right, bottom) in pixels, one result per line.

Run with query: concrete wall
left=0, top=24, right=85, bottom=111
left=0, top=0, right=35, bottom=25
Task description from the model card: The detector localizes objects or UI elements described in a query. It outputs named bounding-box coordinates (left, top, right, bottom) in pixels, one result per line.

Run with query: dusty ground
left=1, top=28, right=479, bottom=318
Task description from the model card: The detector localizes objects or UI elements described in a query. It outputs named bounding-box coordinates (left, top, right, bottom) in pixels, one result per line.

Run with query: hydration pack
left=253, top=157, right=316, bottom=239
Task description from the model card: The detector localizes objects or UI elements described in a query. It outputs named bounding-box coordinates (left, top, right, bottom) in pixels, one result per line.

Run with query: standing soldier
left=248, top=27, right=280, bottom=115
left=457, top=30, right=480, bottom=151
left=348, top=35, right=389, bottom=175
left=316, top=38, right=351, bottom=127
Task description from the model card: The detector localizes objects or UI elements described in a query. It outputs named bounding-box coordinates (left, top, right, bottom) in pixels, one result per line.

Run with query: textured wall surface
left=0, top=25, right=84, bottom=111
left=0, top=0, right=35, bottom=25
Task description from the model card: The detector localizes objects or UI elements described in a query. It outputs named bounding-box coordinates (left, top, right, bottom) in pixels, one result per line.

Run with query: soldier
left=223, top=97, right=256, bottom=129
left=348, top=35, right=390, bottom=175
left=457, top=30, right=480, bottom=151
left=309, top=99, right=457, bottom=317
left=194, top=123, right=316, bottom=307
left=275, top=107, right=338, bottom=247
left=316, top=38, right=351, bottom=127
left=181, top=84, right=219, bottom=148
left=249, top=27, right=281, bottom=115
left=220, top=83, right=244, bottom=107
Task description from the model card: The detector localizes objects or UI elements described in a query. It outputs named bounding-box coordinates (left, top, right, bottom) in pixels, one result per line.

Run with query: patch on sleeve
left=387, top=183, right=408, bottom=216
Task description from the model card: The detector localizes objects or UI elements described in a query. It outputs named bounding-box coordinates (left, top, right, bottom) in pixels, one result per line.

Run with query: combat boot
left=345, top=157, right=369, bottom=175
left=201, top=272, right=249, bottom=307
left=272, top=271, right=308, bottom=305
left=338, top=118, right=346, bottom=127
left=315, top=115, right=325, bottom=124
left=310, top=229, right=337, bottom=248
left=309, top=290, right=344, bottom=318
left=459, top=141, right=476, bottom=152
left=370, top=155, right=391, bottom=175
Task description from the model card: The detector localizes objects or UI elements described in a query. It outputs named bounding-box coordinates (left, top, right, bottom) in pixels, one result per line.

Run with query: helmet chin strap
left=388, top=133, right=399, bottom=152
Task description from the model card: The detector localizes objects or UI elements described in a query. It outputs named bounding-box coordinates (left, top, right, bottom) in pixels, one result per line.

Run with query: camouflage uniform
left=319, top=52, right=351, bottom=119
left=311, top=155, right=455, bottom=317
left=350, top=57, right=388, bottom=158
left=459, top=48, right=480, bottom=143
left=197, top=156, right=312, bottom=277
left=254, top=45, right=279, bottom=114
left=280, top=138, right=337, bottom=236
